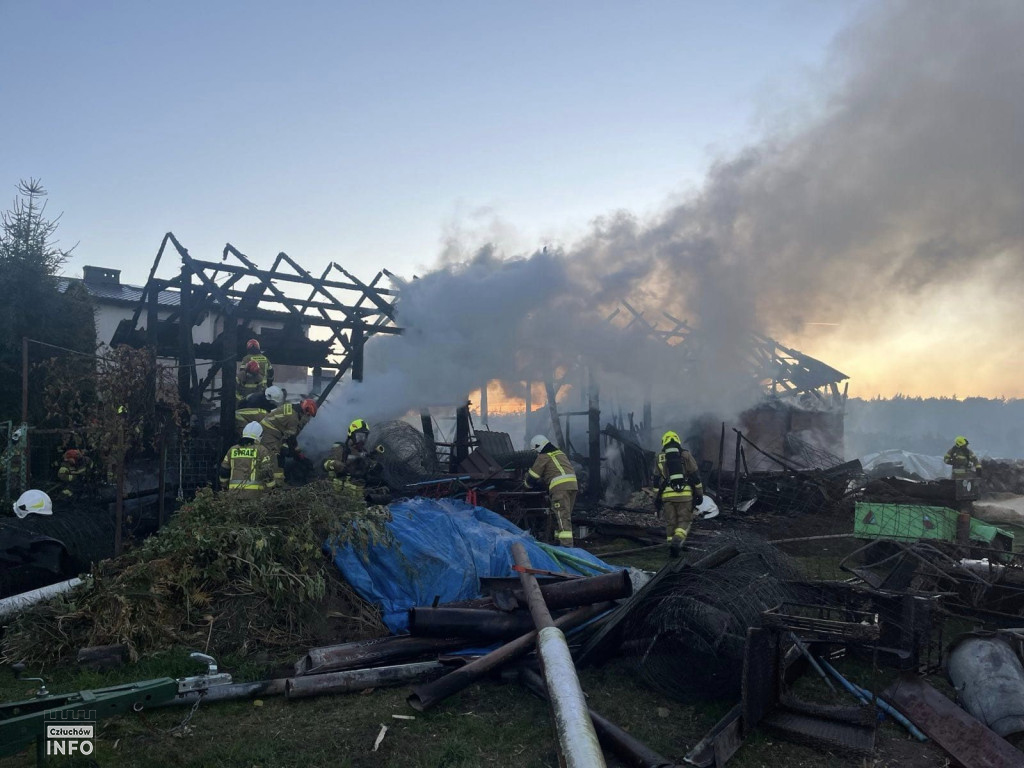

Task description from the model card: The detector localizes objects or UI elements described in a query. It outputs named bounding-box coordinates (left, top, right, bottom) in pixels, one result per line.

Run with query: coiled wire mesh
left=623, top=534, right=800, bottom=702
left=367, top=420, right=444, bottom=490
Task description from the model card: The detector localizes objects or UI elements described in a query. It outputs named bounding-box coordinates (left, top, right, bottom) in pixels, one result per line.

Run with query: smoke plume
left=303, top=1, right=1024, bottom=452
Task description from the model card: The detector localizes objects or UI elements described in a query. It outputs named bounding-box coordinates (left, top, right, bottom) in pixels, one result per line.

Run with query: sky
left=4, top=0, right=1022, bottom=401
left=0, top=1, right=858, bottom=279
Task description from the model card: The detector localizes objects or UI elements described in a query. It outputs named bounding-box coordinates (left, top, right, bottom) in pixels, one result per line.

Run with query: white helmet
left=264, top=385, right=284, bottom=405
left=13, top=490, right=53, bottom=519
left=242, top=422, right=264, bottom=442
left=531, top=434, right=550, bottom=453
left=11, top=427, right=24, bottom=444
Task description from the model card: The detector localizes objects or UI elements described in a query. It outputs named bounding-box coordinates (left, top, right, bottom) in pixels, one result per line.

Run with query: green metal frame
left=0, top=677, right=178, bottom=760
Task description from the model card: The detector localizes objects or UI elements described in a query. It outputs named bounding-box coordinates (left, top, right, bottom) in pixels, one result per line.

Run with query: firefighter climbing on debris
left=945, top=435, right=981, bottom=478
left=236, top=339, right=274, bottom=402
left=323, top=419, right=373, bottom=490
left=525, top=434, right=578, bottom=547
left=57, top=448, right=93, bottom=498
left=259, top=398, right=317, bottom=485
left=219, top=422, right=276, bottom=496
left=656, top=430, right=704, bottom=558
left=234, top=385, right=285, bottom=436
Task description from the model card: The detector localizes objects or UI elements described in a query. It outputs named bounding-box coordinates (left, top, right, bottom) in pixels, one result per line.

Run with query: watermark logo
left=44, top=710, right=95, bottom=757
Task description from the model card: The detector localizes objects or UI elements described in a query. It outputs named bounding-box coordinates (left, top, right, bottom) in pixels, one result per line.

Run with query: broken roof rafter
left=611, top=302, right=848, bottom=400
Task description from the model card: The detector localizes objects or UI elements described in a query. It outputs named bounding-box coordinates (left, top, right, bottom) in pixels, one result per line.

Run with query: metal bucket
left=947, top=633, right=1024, bottom=739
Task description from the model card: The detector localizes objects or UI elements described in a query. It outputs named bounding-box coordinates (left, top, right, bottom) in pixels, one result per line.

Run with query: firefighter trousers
left=663, top=499, right=694, bottom=542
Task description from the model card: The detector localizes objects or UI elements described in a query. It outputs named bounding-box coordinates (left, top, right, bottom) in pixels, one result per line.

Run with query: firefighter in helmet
left=944, top=435, right=981, bottom=478
left=525, top=434, right=578, bottom=547
left=57, top=448, right=93, bottom=498
left=237, top=339, right=274, bottom=402
left=219, top=421, right=276, bottom=497
left=259, top=398, right=318, bottom=485
left=656, top=431, right=704, bottom=558
left=234, top=385, right=285, bottom=436
left=323, top=419, right=373, bottom=489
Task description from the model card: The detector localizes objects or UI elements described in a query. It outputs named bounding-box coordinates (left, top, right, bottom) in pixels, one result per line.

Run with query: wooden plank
left=883, top=677, right=1024, bottom=768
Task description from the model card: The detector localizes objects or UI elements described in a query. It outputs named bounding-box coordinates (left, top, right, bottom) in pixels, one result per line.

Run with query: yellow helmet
left=348, top=418, right=369, bottom=437
left=661, top=430, right=681, bottom=447
left=955, top=435, right=968, bottom=447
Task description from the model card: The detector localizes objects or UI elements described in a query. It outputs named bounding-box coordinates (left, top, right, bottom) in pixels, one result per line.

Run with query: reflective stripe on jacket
left=527, top=449, right=578, bottom=492
left=260, top=403, right=310, bottom=442
left=657, top=448, right=703, bottom=501
left=220, top=443, right=275, bottom=492
left=944, top=445, right=980, bottom=473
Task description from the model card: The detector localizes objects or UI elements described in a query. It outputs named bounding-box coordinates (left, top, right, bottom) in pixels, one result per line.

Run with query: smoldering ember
left=3, top=2, right=1024, bottom=767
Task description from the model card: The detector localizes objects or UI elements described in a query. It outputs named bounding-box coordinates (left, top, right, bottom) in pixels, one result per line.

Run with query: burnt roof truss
left=114, top=232, right=401, bottom=417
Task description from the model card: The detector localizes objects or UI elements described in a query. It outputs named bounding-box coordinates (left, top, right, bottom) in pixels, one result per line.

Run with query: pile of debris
left=1, top=483, right=388, bottom=663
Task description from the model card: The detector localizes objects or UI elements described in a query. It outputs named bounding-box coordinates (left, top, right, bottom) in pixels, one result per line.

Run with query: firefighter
left=656, top=431, right=704, bottom=558
left=259, top=398, right=318, bottom=485
left=323, top=419, right=372, bottom=489
left=236, top=339, right=274, bottom=402
left=234, top=385, right=285, bottom=436
left=57, top=449, right=93, bottom=498
left=944, top=435, right=981, bottom=478
left=219, top=422, right=275, bottom=497
left=525, top=434, right=578, bottom=547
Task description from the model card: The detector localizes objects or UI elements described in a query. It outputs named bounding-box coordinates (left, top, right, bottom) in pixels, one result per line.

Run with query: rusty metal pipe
left=286, top=661, right=444, bottom=700
left=407, top=601, right=612, bottom=712
left=459, top=569, right=633, bottom=612
left=296, top=636, right=468, bottom=676
left=520, top=668, right=673, bottom=768
left=512, top=542, right=607, bottom=768
left=408, top=607, right=538, bottom=640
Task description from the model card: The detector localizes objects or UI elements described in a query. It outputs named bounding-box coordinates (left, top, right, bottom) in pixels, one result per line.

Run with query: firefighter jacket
left=260, top=403, right=311, bottom=445
left=944, top=445, right=981, bottom=474
left=657, top=447, right=703, bottom=501
left=241, top=353, right=273, bottom=385
left=234, top=407, right=268, bottom=435
left=526, top=448, right=578, bottom=493
left=219, top=440, right=275, bottom=493
left=58, top=456, right=93, bottom=496
left=322, top=442, right=346, bottom=479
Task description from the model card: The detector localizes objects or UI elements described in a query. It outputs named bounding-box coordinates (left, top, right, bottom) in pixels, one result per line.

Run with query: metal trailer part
left=520, top=667, right=673, bottom=768
left=884, top=677, right=1024, bottom=768
left=286, top=661, right=445, bottom=700
left=947, top=633, right=1024, bottom=739
left=156, top=678, right=288, bottom=707
left=760, top=711, right=875, bottom=756
left=407, top=601, right=613, bottom=712
left=408, top=607, right=538, bottom=640
left=511, top=542, right=606, bottom=768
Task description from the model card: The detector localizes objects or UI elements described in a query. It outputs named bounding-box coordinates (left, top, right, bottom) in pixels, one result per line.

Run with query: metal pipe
left=408, top=607, right=538, bottom=640
left=511, top=542, right=606, bottom=768
left=456, top=569, right=632, bottom=612
left=286, top=661, right=444, bottom=700
left=297, top=636, right=468, bottom=676
left=0, top=578, right=84, bottom=618
left=407, top=601, right=612, bottom=712
left=819, top=659, right=927, bottom=741
left=520, top=668, right=673, bottom=768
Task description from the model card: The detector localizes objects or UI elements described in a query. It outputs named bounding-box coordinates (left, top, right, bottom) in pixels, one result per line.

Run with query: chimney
left=83, top=266, right=121, bottom=286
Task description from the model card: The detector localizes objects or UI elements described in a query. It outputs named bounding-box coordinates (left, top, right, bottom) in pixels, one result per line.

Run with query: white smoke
left=303, top=1, right=1024, bottom=453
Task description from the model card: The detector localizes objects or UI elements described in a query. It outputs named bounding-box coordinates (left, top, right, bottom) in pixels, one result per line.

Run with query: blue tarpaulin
left=327, top=497, right=615, bottom=633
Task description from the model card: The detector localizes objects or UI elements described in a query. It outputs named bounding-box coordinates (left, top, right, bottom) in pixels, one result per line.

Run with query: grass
left=0, top=523, right=950, bottom=767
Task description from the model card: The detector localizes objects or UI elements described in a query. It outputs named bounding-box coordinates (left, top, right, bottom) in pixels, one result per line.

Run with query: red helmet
left=300, top=398, right=318, bottom=417
left=63, top=449, right=82, bottom=463
left=246, top=339, right=260, bottom=351
left=246, top=359, right=261, bottom=374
